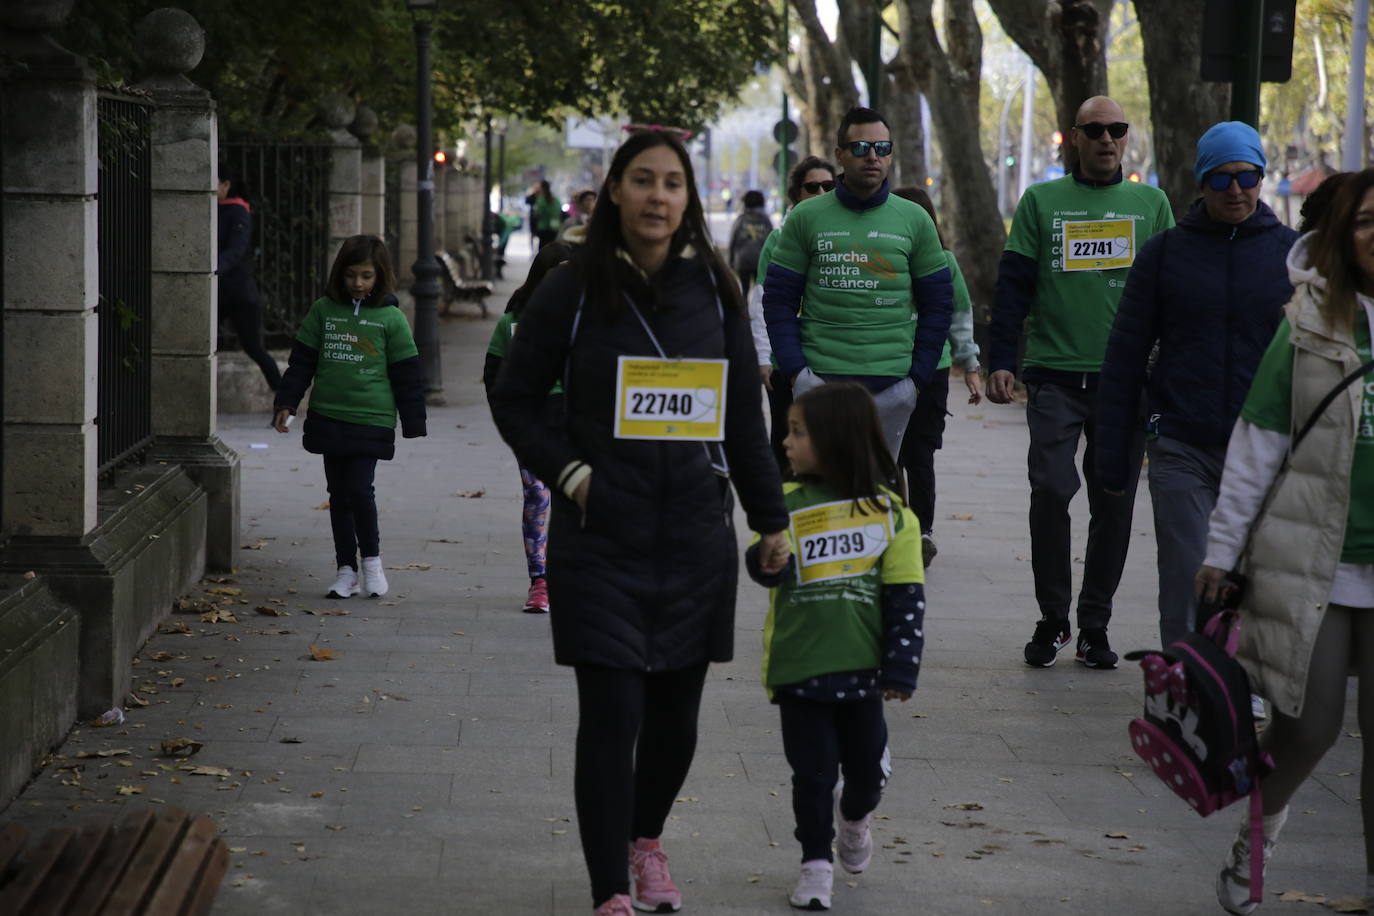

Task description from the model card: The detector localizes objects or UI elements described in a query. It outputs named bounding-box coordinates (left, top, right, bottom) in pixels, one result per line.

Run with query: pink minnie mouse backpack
left=1125, top=609, right=1272, bottom=907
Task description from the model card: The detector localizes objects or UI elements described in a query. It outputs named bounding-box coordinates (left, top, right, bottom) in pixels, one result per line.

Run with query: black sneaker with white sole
left=1024, top=618, right=1072, bottom=667
left=1075, top=627, right=1119, bottom=669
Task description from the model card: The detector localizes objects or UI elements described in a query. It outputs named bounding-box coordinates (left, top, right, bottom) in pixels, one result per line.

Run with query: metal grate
left=96, top=91, right=153, bottom=477
left=220, top=143, right=332, bottom=348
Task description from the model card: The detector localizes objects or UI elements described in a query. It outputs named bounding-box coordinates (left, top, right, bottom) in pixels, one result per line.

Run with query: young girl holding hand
left=273, top=235, right=427, bottom=599
left=747, top=382, right=926, bottom=912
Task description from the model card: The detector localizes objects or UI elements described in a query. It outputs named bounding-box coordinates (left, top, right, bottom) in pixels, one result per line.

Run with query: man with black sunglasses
left=1096, top=120, right=1297, bottom=664
left=988, top=95, right=1175, bottom=672
left=761, top=106, right=954, bottom=461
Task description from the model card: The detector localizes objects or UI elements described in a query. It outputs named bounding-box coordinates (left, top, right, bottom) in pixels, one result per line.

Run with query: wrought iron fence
left=220, top=142, right=332, bottom=348
left=96, top=91, right=153, bottom=477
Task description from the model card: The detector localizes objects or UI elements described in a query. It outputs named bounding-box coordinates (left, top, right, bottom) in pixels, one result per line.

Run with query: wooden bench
left=435, top=249, right=492, bottom=317
left=0, top=806, right=228, bottom=915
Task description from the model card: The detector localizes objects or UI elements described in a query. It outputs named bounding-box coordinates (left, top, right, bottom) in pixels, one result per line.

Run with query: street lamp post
left=481, top=115, right=494, bottom=281
left=408, top=0, right=443, bottom=399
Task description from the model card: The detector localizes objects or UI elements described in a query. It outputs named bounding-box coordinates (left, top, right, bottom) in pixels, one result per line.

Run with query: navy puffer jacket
left=217, top=199, right=260, bottom=308
left=489, top=254, right=788, bottom=672
left=1095, top=199, right=1298, bottom=493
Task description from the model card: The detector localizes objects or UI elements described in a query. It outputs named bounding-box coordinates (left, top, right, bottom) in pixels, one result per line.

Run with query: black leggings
left=323, top=455, right=379, bottom=569
left=778, top=693, right=888, bottom=862
left=899, top=366, right=951, bottom=534
left=574, top=663, right=709, bottom=907
left=224, top=295, right=282, bottom=390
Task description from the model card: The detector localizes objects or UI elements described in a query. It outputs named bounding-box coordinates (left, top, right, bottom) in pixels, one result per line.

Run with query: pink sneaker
left=629, top=837, right=682, bottom=912
left=594, top=893, right=635, bottom=915
left=523, top=577, right=550, bottom=614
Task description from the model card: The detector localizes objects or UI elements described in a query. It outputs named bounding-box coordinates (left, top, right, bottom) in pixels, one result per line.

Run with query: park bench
left=0, top=805, right=228, bottom=915
left=436, top=249, right=492, bottom=317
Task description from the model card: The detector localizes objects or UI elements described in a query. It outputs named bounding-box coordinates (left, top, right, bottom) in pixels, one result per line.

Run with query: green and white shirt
left=294, top=296, right=418, bottom=428
left=1004, top=175, right=1174, bottom=371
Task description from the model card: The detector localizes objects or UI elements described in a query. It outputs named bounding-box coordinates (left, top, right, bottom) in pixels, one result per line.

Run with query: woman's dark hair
left=1298, top=171, right=1351, bottom=234
left=791, top=382, right=903, bottom=514
left=892, top=185, right=945, bottom=249
left=1308, top=167, right=1374, bottom=330
left=787, top=156, right=837, bottom=204
left=326, top=235, right=395, bottom=304
left=506, top=241, right=572, bottom=316
left=579, top=130, right=741, bottom=317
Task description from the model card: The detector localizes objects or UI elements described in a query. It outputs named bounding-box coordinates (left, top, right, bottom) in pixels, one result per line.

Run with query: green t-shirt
left=487, top=312, right=563, bottom=394
left=760, top=481, right=924, bottom=691
left=921, top=249, right=972, bottom=372
left=769, top=192, right=949, bottom=377
left=1004, top=175, right=1174, bottom=372
left=754, top=229, right=782, bottom=286
left=1241, top=315, right=1374, bottom=563
left=294, top=296, right=419, bottom=429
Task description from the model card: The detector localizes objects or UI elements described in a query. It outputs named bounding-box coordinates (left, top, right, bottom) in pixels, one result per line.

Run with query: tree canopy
left=60, top=0, right=778, bottom=140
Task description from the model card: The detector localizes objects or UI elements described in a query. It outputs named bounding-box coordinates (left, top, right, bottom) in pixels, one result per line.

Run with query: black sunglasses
left=1075, top=121, right=1129, bottom=140
left=846, top=140, right=893, bottom=157
left=801, top=180, right=835, bottom=194
left=1205, top=169, right=1263, bottom=192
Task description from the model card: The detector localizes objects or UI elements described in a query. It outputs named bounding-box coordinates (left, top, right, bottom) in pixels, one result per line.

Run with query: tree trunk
left=788, top=0, right=860, bottom=158
left=986, top=0, right=1112, bottom=172
left=896, top=0, right=1004, bottom=326
left=886, top=60, right=927, bottom=187
left=1134, top=0, right=1229, bottom=218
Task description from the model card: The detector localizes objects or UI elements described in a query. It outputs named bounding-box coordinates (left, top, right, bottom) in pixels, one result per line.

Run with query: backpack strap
left=1290, top=356, right=1374, bottom=450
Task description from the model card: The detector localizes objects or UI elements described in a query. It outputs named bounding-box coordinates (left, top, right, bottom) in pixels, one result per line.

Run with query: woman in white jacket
left=1198, top=167, right=1374, bottom=914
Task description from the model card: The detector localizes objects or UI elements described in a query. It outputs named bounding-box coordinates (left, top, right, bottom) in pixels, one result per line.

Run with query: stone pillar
left=0, top=0, right=99, bottom=540
left=135, top=8, right=240, bottom=574
left=442, top=165, right=463, bottom=254
left=352, top=105, right=384, bottom=237
left=320, top=92, right=362, bottom=256
left=392, top=124, right=418, bottom=290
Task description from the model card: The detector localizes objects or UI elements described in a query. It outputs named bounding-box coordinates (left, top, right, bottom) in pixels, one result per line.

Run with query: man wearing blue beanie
left=1095, top=116, right=1297, bottom=759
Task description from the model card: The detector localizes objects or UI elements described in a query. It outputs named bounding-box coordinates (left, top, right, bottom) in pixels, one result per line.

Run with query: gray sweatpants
left=792, top=367, right=918, bottom=463
left=1146, top=436, right=1226, bottom=646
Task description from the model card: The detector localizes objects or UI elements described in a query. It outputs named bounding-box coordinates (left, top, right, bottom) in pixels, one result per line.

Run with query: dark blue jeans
left=323, top=455, right=379, bottom=569
left=778, top=693, right=888, bottom=863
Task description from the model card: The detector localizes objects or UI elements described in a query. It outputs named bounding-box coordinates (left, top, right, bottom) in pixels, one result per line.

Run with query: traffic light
left=1051, top=130, right=1063, bottom=146
left=1201, top=0, right=1297, bottom=83
left=773, top=118, right=798, bottom=177
left=434, top=150, right=447, bottom=164
left=1005, top=155, right=1016, bottom=168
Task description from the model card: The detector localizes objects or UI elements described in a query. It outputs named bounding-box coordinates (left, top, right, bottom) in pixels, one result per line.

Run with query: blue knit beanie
left=1194, top=121, right=1267, bottom=185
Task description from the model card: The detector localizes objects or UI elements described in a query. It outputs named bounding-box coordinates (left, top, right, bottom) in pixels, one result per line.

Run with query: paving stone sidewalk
left=1, top=250, right=1364, bottom=915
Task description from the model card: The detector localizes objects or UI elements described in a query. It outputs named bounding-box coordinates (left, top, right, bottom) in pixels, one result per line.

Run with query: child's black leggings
left=778, top=692, right=888, bottom=863
left=573, top=662, right=708, bottom=907
left=323, top=455, right=379, bottom=569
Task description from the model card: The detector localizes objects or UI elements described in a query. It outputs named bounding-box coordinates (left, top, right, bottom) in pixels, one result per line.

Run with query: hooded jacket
left=1095, top=199, right=1298, bottom=492
left=217, top=198, right=260, bottom=308
left=489, top=252, right=788, bottom=671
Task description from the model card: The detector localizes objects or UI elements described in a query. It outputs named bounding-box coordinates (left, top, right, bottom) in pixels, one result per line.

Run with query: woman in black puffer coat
left=489, top=130, right=790, bottom=916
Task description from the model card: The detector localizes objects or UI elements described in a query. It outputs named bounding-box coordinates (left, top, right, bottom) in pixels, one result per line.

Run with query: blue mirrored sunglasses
left=1205, top=169, right=1263, bottom=191
left=846, top=140, right=893, bottom=157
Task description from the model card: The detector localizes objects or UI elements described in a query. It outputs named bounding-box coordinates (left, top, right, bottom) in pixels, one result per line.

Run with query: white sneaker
left=1217, top=807, right=1287, bottom=915
left=835, top=810, right=873, bottom=874
left=327, top=566, right=359, bottom=599
left=361, top=556, right=388, bottom=598
left=789, top=859, right=832, bottom=910
left=1251, top=695, right=1267, bottom=721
